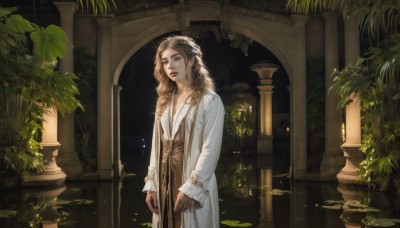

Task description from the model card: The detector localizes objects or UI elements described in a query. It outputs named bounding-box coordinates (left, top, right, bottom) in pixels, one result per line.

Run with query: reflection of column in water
left=98, top=183, right=114, bottom=228
left=337, top=184, right=365, bottom=228
left=114, top=179, right=123, bottom=228
left=259, top=168, right=274, bottom=228
left=22, top=185, right=66, bottom=228
left=321, top=183, right=345, bottom=228
left=290, top=182, right=307, bottom=228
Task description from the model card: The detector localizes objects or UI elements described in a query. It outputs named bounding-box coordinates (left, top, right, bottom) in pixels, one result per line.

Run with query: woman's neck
left=175, top=83, right=192, bottom=96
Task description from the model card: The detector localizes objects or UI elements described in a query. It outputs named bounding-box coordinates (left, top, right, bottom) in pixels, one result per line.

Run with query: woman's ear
left=187, top=57, right=195, bottom=68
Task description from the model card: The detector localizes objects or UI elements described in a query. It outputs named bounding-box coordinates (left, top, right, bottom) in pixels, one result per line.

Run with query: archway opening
left=118, top=30, right=290, bottom=174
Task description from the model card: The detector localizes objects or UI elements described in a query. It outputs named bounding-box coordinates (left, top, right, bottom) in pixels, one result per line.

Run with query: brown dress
left=160, top=118, right=185, bottom=228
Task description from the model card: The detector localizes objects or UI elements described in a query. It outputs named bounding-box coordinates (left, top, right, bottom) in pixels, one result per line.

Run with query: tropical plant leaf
left=0, top=7, right=17, bottom=18
left=30, top=25, right=68, bottom=61
left=5, top=14, right=35, bottom=33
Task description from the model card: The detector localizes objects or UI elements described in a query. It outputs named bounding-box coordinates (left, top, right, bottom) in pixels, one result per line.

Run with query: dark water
left=0, top=153, right=399, bottom=228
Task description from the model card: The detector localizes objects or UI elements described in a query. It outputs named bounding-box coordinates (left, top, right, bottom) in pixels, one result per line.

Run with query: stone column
left=251, top=61, right=279, bottom=154
left=113, top=85, right=123, bottom=178
left=336, top=13, right=363, bottom=185
left=96, top=17, right=114, bottom=180
left=320, top=13, right=345, bottom=180
left=290, top=15, right=309, bottom=179
left=23, top=107, right=66, bottom=186
left=54, top=2, right=83, bottom=180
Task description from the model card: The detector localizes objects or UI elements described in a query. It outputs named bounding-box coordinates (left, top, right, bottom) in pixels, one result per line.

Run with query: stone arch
left=94, top=1, right=308, bottom=180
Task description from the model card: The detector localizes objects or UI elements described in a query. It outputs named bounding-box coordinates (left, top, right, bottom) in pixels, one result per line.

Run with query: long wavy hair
left=154, top=35, right=215, bottom=117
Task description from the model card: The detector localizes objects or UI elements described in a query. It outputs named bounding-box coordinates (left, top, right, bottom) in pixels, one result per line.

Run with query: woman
left=143, top=35, right=224, bottom=228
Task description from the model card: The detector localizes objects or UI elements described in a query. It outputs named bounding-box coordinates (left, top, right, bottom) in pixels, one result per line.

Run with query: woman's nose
left=168, top=60, right=174, bottom=69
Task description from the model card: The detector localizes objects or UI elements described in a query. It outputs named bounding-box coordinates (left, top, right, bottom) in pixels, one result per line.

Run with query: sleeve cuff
left=179, top=181, right=209, bottom=207
left=142, top=181, right=157, bottom=193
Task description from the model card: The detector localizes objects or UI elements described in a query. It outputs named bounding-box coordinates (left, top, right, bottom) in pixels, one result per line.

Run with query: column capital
left=95, top=16, right=116, bottom=28
left=251, top=61, right=279, bottom=81
left=290, top=14, right=309, bottom=25
left=53, top=1, right=77, bottom=14
left=322, top=13, right=338, bottom=21
left=257, top=85, right=274, bottom=92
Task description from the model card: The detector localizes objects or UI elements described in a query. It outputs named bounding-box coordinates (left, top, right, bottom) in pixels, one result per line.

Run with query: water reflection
left=0, top=154, right=399, bottom=228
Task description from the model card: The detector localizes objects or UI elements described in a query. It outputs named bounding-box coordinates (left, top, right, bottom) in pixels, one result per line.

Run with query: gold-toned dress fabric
left=160, top=118, right=185, bottom=228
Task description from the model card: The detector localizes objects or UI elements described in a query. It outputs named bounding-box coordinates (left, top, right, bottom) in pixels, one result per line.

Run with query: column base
left=22, top=171, right=66, bottom=187
left=58, top=152, right=83, bottom=180
left=337, top=143, right=364, bottom=185
left=113, top=160, right=124, bottom=178
left=257, top=135, right=273, bottom=154
left=97, top=169, right=114, bottom=180
left=320, top=150, right=345, bottom=181
left=22, top=143, right=66, bottom=187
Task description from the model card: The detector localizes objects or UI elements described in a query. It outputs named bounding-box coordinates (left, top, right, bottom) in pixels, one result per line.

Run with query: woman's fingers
left=174, top=192, right=194, bottom=212
left=145, top=192, right=159, bottom=214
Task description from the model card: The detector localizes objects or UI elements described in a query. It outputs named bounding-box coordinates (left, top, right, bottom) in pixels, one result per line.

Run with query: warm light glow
left=341, top=122, right=346, bottom=143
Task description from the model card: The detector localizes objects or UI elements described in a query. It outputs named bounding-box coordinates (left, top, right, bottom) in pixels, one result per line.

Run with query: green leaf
left=6, top=14, right=35, bottom=33
left=0, top=7, right=17, bottom=18
left=30, top=25, right=68, bottom=61
left=0, top=209, right=17, bottom=218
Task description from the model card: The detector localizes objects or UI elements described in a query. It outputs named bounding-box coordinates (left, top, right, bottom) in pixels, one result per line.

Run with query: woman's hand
left=174, top=191, right=194, bottom=213
left=145, top=192, right=159, bottom=214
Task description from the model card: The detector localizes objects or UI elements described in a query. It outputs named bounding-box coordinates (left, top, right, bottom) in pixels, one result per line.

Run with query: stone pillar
left=54, top=2, right=83, bottom=180
left=290, top=15, right=309, bottom=179
left=23, top=107, right=66, bottom=186
left=96, top=17, right=114, bottom=180
left=320, top=13, right=345, bottom=180
left=336, top=13, right=363, bottom=185
left=113, top=85, right=123, bottom=178
left=251, top=61, right=279, bottom=154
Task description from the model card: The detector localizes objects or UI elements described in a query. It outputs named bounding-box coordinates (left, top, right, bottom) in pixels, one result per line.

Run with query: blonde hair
left=154, top=35, right=215, bottom=117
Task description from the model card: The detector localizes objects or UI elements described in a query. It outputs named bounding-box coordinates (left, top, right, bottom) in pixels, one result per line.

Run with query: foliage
left=224, top=103, right=254, bottom=152
left=0, top=7, right=82, bottom=183
left=75, top=0, right=117, bottom=15
left=331, top=37, right=400, bottom=190
left=74, top=48, right=97, bottom=172
left=286, top=0, right=400, bottom=38
left=306, top=57, right=325, bottom=172
left=287, top=0, right=400, bottom=192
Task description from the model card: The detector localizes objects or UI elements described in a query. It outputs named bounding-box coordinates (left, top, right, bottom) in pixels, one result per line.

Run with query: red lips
left=170, top=72, right=177, bottom=77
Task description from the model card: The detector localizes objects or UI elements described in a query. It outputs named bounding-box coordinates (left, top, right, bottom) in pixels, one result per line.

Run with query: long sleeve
left=142, top=119, right=158, bottom=193
left=179, top=95, right=225, bottom=205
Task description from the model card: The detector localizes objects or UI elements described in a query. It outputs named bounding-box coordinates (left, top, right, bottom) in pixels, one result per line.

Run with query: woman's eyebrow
left=162, top=53, right=180, bottom=61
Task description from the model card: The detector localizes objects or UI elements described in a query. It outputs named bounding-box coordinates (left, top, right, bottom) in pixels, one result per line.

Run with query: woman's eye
left=174, top=57, right=181, bottom=61
left=162, top=61, right=168, bottom=65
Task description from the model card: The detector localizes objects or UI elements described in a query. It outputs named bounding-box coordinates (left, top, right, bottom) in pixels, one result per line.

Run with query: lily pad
left=362, top=218, right=400, bottom=227
left=140, top=222, right=152, bottom=227
left=0, top=209, right=17, bottom=218
left=266, top=189, right=291, bottom=195
left=322, top=205, right=342, bottom=210
left=321, top=200, right=380, bottom=213
left=55, top=199, right=94, bottom=206
left=125, top=173, right=137, bottom=177
left=221, top=220, right=253, bottom=227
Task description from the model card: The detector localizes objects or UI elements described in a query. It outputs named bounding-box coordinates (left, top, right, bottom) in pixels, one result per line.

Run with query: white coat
left=143, top=90, right=225, bottom=228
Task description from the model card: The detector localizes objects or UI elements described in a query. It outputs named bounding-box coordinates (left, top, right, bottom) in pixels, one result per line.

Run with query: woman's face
left=161, top=47, right=193, bottom=85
